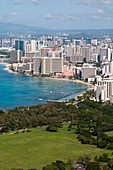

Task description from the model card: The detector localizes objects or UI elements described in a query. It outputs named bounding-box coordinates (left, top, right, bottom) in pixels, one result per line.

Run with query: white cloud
left=41, top=13, right=54, bottom=19
left=13, top=0, right=40, bottom=5
left=97, top=9, right=105, bottom=14
left=70, top=0, right=113, bottom=22
left=14, top=0, right=23, bottom=4
left=47, top=13, right=53, bottom=19
left=0, top=15, right=2, bottom=21
left=31, top=0, right=40, bottom=4
left=72, top=0, right=113, bottom=5
left=41, top=11, right=112, bottom=22
left=11, top=12, right=21, bottom=16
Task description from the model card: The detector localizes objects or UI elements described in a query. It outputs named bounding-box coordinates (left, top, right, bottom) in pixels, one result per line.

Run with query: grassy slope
left=0, top=125, right=112, bottom=170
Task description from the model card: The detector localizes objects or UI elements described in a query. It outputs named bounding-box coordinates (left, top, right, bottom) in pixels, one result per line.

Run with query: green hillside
left=0, top=124, right=112, bottom=170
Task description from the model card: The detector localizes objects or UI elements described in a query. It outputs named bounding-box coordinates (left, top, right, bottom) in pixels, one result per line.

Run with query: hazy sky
left=0, top=0, right=113, bottom=29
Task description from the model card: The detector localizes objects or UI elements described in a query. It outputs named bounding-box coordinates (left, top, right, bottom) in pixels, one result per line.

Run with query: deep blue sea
left=0, top=65, right=88, bottom=109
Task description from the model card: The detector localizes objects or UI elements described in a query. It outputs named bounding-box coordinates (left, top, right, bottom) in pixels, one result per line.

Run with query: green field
left=0, top=124, right=112, bottom=170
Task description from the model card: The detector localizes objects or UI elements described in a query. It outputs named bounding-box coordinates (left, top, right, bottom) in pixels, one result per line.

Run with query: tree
left=46, top=125, right=58, bottom=132
left=77, top=154, right=91, bottom=167
left=97, top=140, right=108, bottom=148
left=98, top=153, right=110, bottom=163
left=107, top=143, right=113, bottom=149
left=43, top=160, right=74, bottom=170
left=108, top=159, right=113, bottom=169
left=43, top=164, right=55, bottom=170
left=86, top=162, right=101, bottom=170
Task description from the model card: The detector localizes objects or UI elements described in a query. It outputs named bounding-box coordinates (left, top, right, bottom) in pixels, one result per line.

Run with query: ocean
left=0, top=65, right=88, bottom=109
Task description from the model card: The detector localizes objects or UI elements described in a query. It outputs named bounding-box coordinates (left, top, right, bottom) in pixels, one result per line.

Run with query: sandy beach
left=0, top=63, right=94, bottom=101
left=0, top=62, right=11, bottom=67
left=45, top=77, right=94, bottom=102
left=0, top=62, right=19, bottom=74
left=45, top=77, right=73, bottom=82
left=0, top=63, right=94, bottom=88
left=45, top=77, right=94, bottom=88
left=73, top=79, right=95, bottom=88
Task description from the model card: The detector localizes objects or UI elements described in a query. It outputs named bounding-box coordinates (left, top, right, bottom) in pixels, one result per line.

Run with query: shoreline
left=0, top=62, right=94, bottom=89
left=0, top=62, right=19, bottom=74
left=45, top=77, right=94, bottom=89
left=45, top=77, right=94, bottom=102
left=0, top=62, right=94, bottom=103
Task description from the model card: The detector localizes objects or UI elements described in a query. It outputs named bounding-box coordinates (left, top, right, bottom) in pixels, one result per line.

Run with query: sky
left=0, top=0, right=113, bottom=29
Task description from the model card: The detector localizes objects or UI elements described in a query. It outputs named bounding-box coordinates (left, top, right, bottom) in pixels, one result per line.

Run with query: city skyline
left=0, top=0, right=113, bottom=30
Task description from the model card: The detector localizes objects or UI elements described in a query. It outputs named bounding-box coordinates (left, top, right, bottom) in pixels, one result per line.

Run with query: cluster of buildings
left=1, top=35, right=113, bottom=103
left=94, top=57, right=113, bottom=103
left=1, top=36, right=99, bottom=78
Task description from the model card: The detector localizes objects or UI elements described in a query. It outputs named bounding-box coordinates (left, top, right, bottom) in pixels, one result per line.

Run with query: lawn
left=0, top=124, right=112, bottom=170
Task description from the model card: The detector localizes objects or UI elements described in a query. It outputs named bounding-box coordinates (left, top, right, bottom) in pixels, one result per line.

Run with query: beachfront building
left=10, top=50, right=23, bottom=63
left=41, top=47, right=63, bottom=75
left=33, top=57, right=41, bottom=75
left=12, top=62, right=33, bottom=73
left=81, top=63, right=97, bottom=80
left=94, top=58, right=113, bottom=103
left=94, top=76, right=113, bottom=103
left=56, top=70, right=75, bottom=78
left=101, top=61, right=110, bottom=75
left=33, top=46, right=64, bottom=75
left=41, top=57, right=63, bottom=75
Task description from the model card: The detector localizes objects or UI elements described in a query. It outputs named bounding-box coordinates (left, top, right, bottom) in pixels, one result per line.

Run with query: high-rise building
left=40, top=47, right=50, bottom=57
left=10, top=38, right=13, bottom=48
left=20, top=41, right=24, bottom=51
left=1, top=38, right=4, bottom=47
left=24, top=44, right=31, bottom=53
left=10, top=50, right=23, bottom=63
left=81, top=64, right=97, bottom=79
left=41, top=57, right=63, bottom=75
left=31, top=40, right=36, bottom=52
left=94, top=76, right=113, bottom=103
left=82, top=46, right=91, bottom=62
left=85, top=38, right=91, bottom=45
left=100, top=48, right=108, bottom=61
left=15, top=40, right=24, bottom=51
left=91, top=39, right=97, bottom=46
left=33, top=57, right=41, bottom=75
left=33, top=47, right=64, bottom=75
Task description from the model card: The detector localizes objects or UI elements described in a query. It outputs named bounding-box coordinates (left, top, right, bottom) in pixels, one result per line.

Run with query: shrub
left=92, top=138, right=97, bottom=145
left=107, top=143, right=113, bottom=149
left=87, top=162, right=101, bottom=170
left=97, top=139, right=108, bottom=148
left=98, top=153, right=110, bottom=162
left=81, top=137, right=89, bottom=144
left=108, top=136, right=113, bottom=143
left=75, top=127, right=81, bottom=134
left=68, top=124, right=72, bottom=129
left=67, top=128, right=71, bottom=131
left=46, top=125, right=58, bottom=132
left=80, top=129, right=91, bottom=138
left=97, top=133, right=108, bottom=140
left=54, top=123, right=63, bottom=128
left=78, top=135, right=85, bottom=142
left=89, top=138, right=95, bottom=145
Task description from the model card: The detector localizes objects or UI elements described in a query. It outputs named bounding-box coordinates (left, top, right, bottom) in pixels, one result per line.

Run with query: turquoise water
left=0, top=65, right=88, bottom=109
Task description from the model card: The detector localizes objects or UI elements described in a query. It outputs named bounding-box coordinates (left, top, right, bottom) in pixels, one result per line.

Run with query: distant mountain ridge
left=0, top=22, right=50, bottom=34
left=0, top=22, right=113, bottom=35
